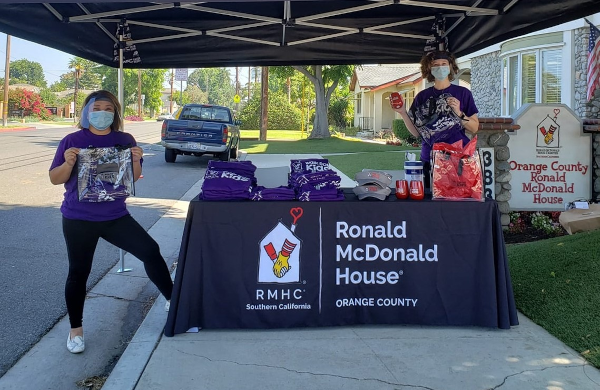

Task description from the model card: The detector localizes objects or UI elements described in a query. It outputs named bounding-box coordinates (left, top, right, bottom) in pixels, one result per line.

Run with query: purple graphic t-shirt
left=49, top=129, right=139, bottom=221
left=408, top=84, right=478, bottom=162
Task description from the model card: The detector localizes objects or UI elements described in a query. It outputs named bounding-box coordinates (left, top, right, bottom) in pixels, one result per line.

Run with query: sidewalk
left=2, top=154, right=600, bottom=390
left=104, top=154, right=600, bottom=390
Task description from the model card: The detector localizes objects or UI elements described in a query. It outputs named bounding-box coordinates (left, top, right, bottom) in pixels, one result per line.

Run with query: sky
left=0, top=33, right=250, bottom=90
left=0, top=33, right=72, bottom=85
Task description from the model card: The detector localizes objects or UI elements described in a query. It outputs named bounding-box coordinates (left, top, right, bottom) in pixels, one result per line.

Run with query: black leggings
left=423, top=161, right=432, bottom=190
left=62, top=215, right=173, bottom=328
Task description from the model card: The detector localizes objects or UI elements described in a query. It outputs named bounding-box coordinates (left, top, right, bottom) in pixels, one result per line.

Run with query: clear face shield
left=80, top=95, right=121, bottom=130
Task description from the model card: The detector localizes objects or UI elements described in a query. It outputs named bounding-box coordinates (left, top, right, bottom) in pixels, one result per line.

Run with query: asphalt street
left=0, top=121, right=209, bottom=378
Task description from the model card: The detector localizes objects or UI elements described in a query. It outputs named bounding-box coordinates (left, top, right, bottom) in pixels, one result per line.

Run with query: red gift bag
left=431, top=136, right=483, bottom=201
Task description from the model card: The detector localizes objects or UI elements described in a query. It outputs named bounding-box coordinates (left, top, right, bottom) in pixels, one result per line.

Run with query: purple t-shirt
left=49, top=129, right=139, bottom=221
left=408, top=84, right=478, bottom=162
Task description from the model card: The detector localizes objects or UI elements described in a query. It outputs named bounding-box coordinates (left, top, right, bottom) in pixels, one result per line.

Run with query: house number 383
left=480, top=148, right=495, bottom=199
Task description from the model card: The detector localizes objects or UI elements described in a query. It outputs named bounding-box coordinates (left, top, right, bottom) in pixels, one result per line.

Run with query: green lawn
left=239, top=133, right=600, bottom=369
left=507, top=231, right=600, bottom=368
left=240, top=136, right=418, bottom=178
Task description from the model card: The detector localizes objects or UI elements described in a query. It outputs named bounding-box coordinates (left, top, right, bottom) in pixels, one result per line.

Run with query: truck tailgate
left=164, top=120, right=225, bottom=144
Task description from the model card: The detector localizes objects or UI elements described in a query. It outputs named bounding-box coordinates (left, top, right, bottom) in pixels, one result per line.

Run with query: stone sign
left=507, top=104, right=591, bottom=211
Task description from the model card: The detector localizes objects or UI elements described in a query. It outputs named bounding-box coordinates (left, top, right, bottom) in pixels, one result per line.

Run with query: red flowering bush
left=124, top=115, right=144, bottom=121
left=8, top=88, right=51, bottom=120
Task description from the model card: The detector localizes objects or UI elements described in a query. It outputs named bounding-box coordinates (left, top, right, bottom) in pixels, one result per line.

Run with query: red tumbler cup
left=409, top=180, right=424, bottom=200
left=395, top=180, right=408, bottom=199
left=390, top=92, right=404, bottom=110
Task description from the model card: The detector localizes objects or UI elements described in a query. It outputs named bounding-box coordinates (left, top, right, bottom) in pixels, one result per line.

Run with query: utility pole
left=235, top=66, right=239, bottom=111
left=73, top=66, right=81, bottom=123
left=169, top=70, right=174, bottom=113
left=2, top=35, right=10, bottom=127
left=235, top=67, right=239, bottom=96
left=137, top=69, right=142, bottom=118
left=247, top=67, right=251, bottom=102
left=260, top=66, right=269, bottom=141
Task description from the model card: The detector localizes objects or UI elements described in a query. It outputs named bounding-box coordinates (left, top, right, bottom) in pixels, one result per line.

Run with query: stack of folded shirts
left=199, top=160, right=257, bottom=200
left=353, top=170, right=392, bottom=200
left=250, top=185, right=296, bottom=201
left=289, top=158, right=344, bottom=201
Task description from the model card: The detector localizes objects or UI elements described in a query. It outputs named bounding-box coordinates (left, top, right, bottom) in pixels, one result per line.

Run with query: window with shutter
left=508, top=56, right=519, bottom=115
left=521, top=53, right=537, bottom=104
left=500, top=46, right=562, bottom=115
left=502, top=58, right=508, bottom=115
left=542, top=50, right=561, bottom=103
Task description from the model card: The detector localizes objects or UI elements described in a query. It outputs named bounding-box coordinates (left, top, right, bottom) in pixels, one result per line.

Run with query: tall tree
left=97, top=66, right=138, bottom=106
left=65, top=57, right=102, bottom=90
left=172, top=90, right=191, bottom=106
left=187, top=68, right=235, bottom=106
left=49, top=80, right=69, bottom=92
left=141, top=68, right=168, bottom=115
left=260, top=66, right=269, bottom=141
left=96, top=66, right=167, bottom=114
left=270, top=65, right=353, bottom=138
left=9, top=59, right=47, bottom=88
left=39, top=88, right=59, bottom=106
left=185, top=84, right=208, bottom=104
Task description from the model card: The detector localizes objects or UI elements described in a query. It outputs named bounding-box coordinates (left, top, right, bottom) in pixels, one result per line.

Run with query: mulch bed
left=503, top=226, right=567, bottom=245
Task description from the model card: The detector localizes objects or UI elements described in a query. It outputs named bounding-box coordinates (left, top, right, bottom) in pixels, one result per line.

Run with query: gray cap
left=355, top=170, right=392, bottom=187
left=353, top=184, right=391, bottom=200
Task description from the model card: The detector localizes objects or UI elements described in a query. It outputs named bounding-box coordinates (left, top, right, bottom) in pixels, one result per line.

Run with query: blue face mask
left=89, top=111, right=114, bottom=131
left=431, top=65, right=450, bottom=81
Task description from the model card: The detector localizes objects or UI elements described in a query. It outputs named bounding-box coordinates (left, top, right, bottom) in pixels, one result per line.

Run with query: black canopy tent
left=1, top=0, right=600, bottom=68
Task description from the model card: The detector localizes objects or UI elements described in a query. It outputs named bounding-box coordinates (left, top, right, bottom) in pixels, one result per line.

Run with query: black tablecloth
left=165, top=191, right=518, bottom=336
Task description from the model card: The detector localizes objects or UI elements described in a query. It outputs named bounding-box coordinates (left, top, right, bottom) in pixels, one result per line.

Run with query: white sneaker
left=165, top=300, right=170, bottom=312
left=67, top=333, right=85, bottom=354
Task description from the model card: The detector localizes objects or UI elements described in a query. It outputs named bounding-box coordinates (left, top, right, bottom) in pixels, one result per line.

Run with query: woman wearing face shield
left=390, top=51, right=479, bottom=189
left=49, top=90, right=173, bottom=354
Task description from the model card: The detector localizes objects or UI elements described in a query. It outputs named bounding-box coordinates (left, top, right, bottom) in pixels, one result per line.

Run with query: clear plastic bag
left=431, top=136, right=483, bottom=201
left=77, top=146, right=135, bottom=202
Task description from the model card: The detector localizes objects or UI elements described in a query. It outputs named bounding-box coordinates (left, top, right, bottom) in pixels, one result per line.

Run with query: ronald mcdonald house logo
left=536, top=109, right=561, bottom=149
left=248, top=208, right=310, bottom=312
left=257, top=207, right=303, bottom=283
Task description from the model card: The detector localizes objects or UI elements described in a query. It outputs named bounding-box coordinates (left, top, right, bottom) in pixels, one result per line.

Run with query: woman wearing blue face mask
left=49, top=90, right=173, bottom=354
left=390, top=51, right=479, bottom=189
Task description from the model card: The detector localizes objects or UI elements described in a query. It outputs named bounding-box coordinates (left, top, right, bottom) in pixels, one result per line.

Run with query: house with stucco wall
left=350, top=64, right=421, bottom=134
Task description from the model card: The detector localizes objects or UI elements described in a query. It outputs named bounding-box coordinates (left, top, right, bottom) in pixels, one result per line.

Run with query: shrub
left=508, top=211, right=527, bottom=233
left=124, top=107, right=138, bottom=117
left=328, top=98, right=351, bottom=128
left=7, top=88, right=52, bottom=120
left=238, top=90, right=302, bottom=130
left=344, top=126, right=360, bottom=136
left=125, top=115, right=144, bottom=121
left=393, top=119, right=419, bottom=144
left=531, top=212, right=563, bottom=235
left=508, top=211, right=564, bottom=237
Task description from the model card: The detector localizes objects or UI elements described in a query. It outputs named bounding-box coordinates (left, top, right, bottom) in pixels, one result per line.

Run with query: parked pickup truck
left=160, top=104, right=241, bottom=163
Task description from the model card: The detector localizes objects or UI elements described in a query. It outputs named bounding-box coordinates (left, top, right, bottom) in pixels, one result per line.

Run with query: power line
left=0, top=44, right=72, bottom=83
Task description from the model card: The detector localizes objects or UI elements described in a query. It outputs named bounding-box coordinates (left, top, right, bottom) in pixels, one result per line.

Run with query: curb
left=0, top=126, right=36, bottom=132
left=101, top=178, right=204, bottom=390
